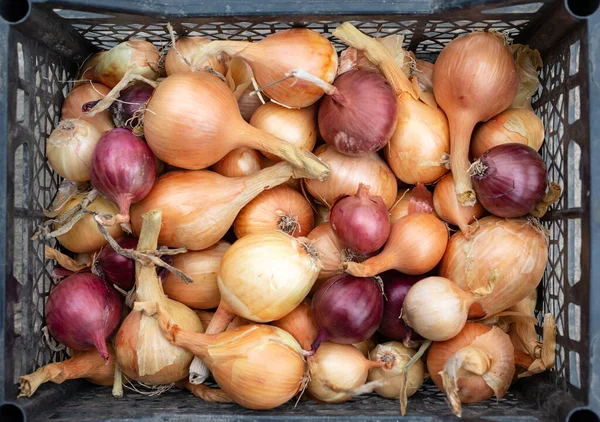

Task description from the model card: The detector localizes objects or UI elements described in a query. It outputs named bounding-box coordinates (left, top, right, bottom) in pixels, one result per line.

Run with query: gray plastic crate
left=0, top=0, right=598, bottom=421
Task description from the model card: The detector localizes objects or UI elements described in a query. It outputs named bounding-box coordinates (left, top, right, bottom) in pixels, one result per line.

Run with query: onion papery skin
left=62, top=83, right=115, bottom=133
left=213, top=147, right=262, bottom=178
left=471, top=143, right=548, bottom=218
left=107, top=82, right=154, bottom=130
left=305, top=144, right=397, bottom=209
left=96, top=236, right=138, bottom=290
left=45, top=273, right=122, bottom=361
left=439, top=215, right=548, bottom=317
left=90, top=128, right=156, bottom=219
left=319, top=70, right=398, bottom=156
left=311, top=274, right=383, bottom=351
left=94, top=40, right=159, bottom=88
left=165, top=37, right=229, bottom=76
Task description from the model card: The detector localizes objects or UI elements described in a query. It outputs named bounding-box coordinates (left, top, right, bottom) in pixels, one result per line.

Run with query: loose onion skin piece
left=62, top=82, right=115, bottom=133
left=318, top=69, right=398, bottom=156
left=106, top=82, right=154, bottom=131
left=344, top=213, right=448, bottom=277
left=471, top=143, right=548, bottom=218
left=471, top=107, right=544, bottom=159
left=368, top=341, right=425, bottom=399
left=234, top=185, right=314, bottom=238
left=165, top=36, right=229, bottom=76
left=330, top=184, right=391, bottom=254
left=46, top=119, right=102, bottom=182
left=305, top=144, right=397, bottom=209
left=191, top=28, right=338, bottom=108
left=45, top=273, right=122, bottom=362
left=433, top=31, right=518, bottom=206
left=385, top=93, right=450, bottom=184
left=143, top=72, right=330, bottom=180
left=427, top=323, right=515, bottom=416
left=310, top=274, right=383, bottom=352
left=162, top=241, right=230, bottom=310
left=94, top=40, right=159, bottom=88
left=130, top=163, right=296, bottom=250
left=439, top=216, right=548, bottom=317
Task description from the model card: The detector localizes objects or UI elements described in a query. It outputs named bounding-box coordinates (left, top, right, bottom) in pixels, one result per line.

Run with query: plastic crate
left=0, top=0, right=598, bottom=421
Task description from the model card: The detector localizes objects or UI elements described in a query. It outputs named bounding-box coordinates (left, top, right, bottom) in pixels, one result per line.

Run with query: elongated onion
left=94, top=40, right=160, bottom=88
left=191, top=28, right=338, bottom=108
left=427, top=323, right=515, bottom=417
left=250, top=102, right=317, bottom=162
left=305, top=144, right=397, bottom=209
left=385, top=91, right=450, bottom=184
left=131, top=163, right=296, bottom=250
left=55, top=193, right=123, bottom=253
left=213, top=147, right=262, bottom=178
left=165, top=36, right=229, bottom=76
left=433, top=172, right=485, bottom=235
left=46, top=119, right=101, bottom=182
left=368, top=342, right=425, bottom=399
left=62, top=83, right=115, bottom=132
left=439, top=216, right=548, bottom=317
left=234, top=185, right=314, bottom=238
left=162, top=241, right=231, bottom=310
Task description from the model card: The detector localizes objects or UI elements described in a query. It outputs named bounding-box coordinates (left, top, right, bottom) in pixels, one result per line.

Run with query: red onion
left=318, top=70, right=398, bottom=156
left=408, top=183, right=434, bottom=215
left=95, top=236, right=138, bottom=290
left=83, top=82, right=154, bottom=130
left=330, top=183, right=391, bottom=254
left=90, top=128, right=156, bottom=224
left=378, top=271, right=425, bottom=346
left=310, top=274, right=384, bottom=353
left=471, top=143, right=547, bottom=218
left=45, top=273, right=122, bottom=362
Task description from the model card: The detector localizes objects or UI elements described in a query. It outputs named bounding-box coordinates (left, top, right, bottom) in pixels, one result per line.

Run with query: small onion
left=62, top=83, right=115, bottom=133
left=46, top=119, right=101, bottom=182
left=305, top=144, right=397, bottom=209
left=311, top=274, right=383, bottom=352
left=94, top=40, right=159, bottom=88
left=368, top=341, right=425, bottom=399
left=471, top=143, right=548, bottom=218
left=433, top=172, right=485, bottom=235
left=95, top=236, right=138, bottom=290
left=318, top=70, right=398, bottom=156
left=74, top=51, right=106, bottom=87
left=330, top=183, right=391, bottom=254
left=272, top=298, right=317, bottom=350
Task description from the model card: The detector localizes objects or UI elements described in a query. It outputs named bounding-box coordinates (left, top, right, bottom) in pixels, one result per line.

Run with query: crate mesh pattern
left=4, top=3, right=591, bottom=420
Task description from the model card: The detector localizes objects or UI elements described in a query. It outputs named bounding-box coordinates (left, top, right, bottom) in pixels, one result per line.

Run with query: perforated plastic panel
left=1, top=1, right=597, bottom=421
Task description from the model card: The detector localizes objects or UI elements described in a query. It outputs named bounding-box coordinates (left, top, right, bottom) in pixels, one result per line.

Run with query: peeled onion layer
left=439, top=216, right=548, bottom=317
left=130, top=163, right=296, bottom=250
left=143, top=72, right=330, bottom=180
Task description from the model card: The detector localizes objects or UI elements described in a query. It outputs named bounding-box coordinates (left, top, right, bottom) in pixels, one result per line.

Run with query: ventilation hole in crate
left=568, top=303, right=581, bottom=341
left=568, top=219, right=582, bottom=286
left=482, top=2, right=544, bottom=14
left=13, top=301, right=22, bottom=337
left=568, top=350, right=581, bottom=388
left=567, top=140, right=582, bottom=209
left=13, top=218, right=27, bottom=287
left=569, top=86, right=581, bottom=124
left=16, top=88, right=26, bottom=124
left=569, top=40, right=580, bottom=76
left=53, top=9, right=113, bottom=19
left=14, top=143, right=29, bottom=210
left=17, top=42, right=24, bottom=80
left=568, top=409, right=600, bottom=422
left=566, top=0, right=600, bottom=17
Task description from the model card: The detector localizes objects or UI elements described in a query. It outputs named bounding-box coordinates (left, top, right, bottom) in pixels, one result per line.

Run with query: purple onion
left=472, top=143, right=548, bottom=218
left=45, top=273, right=122, bottom=362
left=96, top=236, right=138, bottom=290
left=90, top=128, right=156, bottom=221
left=378, top=271, right=424, bottom=345
left=318, top=70, right=398, bottom=156
left=310, top=274, right=384, bottom=354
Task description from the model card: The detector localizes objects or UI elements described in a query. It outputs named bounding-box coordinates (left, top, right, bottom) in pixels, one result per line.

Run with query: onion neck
left=448, top=114, right=478, bottom=207
left=204, top=303, right=236, bottom=335
left=308, top=329, right=329, bottom=356
left=240, top=123, right=331, bottom=181
left=134, top=210, right=167, bottom=305
left=238, top=162, right=294, bottom=206
left=344, top=256, right=383, bottom=278
left=93, top=332, right=111, bottom=363
left=170, top=325, right=210, bottom=361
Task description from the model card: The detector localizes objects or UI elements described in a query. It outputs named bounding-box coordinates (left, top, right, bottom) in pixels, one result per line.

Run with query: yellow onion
left=385, top=94, right=450, bottom=184
left=75, top=52, right=106, bottom=86
left=250, top=102, right=317, bottom=162
left=225, top=57, right=263, bottom=121
left=353, top=337, right=376, bottom=358
left=131, top=163, right=296, bottom=250
left=162, top=241, right=231, bottom=310
left=165, top=36, right=229, bottom=76
left=136, top=302, right=307, bottom=410
left=471, top=108, right=544, bottom=158
left=116, top=210, right=203, bottom=385
left=212, top=147, right=262, bottom=178
left=439, top=216, right=548, bottom=316
left=427, top=323, right=515, bottom=417
left=367, top=341, right=425, bottom=399
left=307, top=341, right=384, bottom=403
left=94, top=40, right=160, bottom=88
left=55, top=193, right=123, bottom=253
left=46, top=119, right=101, bottom=182
left=389, top=189, right=412, bottom=224
left=305, top=144, right=397, bottom=209
left=62, top=83, right=115, bottom=133
left=433, top=172, right=485, bottom=235
left=272, top=298, right=317, bottom=350
left=234, top=185, right=314, bottom=238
